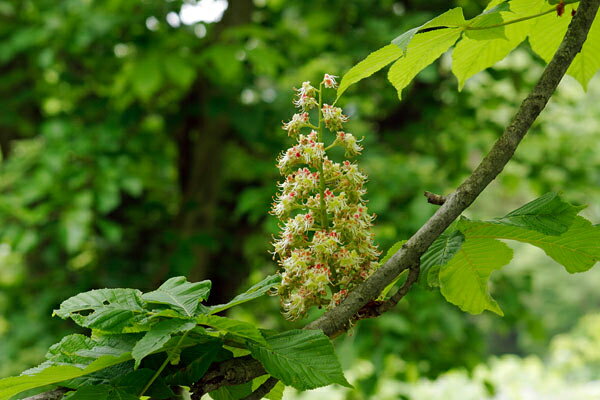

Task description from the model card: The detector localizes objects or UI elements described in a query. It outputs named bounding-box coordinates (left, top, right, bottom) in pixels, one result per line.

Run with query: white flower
left=322, top=74, right=338, bottom=89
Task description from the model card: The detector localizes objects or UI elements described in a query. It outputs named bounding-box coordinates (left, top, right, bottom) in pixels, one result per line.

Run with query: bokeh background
left=1, top=0, right=599, bottom=398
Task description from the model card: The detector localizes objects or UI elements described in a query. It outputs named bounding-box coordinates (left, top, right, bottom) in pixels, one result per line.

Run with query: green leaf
left=0, top=353, right=131, bottom=400
left=452, top=0, right=536, bottom=89
left=421, top=231, right=465, bottom=287
left=209, top=275, right=281, bottom=315
left=527, top=1, right=600, bottom=89
left=132, top=319, right=196, bottom=369
left=112, top=369, right=175, bottom=399
left=165, top=341, right=224, bottom=386
left=335, top=44, right=403, bottom=100
left=459, top=216, right=600, bottom=273
left=142, top=276, right=211, bottom=317
left=566, top=9, right=600, bottom=90
left=64, top=385, right=111, bottom=400
left=388, top=8, right=466, bottom=99
left=439, top=238, right=513, bottom=316
left=465, top=10, right=506, bottom=41
left=196, top=314, right=266, bottom=345
left=53, top=289, right=147, bottom=332
left=209, top=382, right=252, bottom=400
left=248, top=330, right=351, bottom=391
left=493, top=192, right=585, bottom=235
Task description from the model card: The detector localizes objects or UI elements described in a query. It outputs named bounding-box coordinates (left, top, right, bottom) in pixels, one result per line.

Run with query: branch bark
left=25, top=1, right=600, bottom=399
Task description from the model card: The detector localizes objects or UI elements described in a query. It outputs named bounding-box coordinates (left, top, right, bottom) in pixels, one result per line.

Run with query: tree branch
left=188, top=0, right=600, bottom=396
left=25, top=1, right=600, bottom=399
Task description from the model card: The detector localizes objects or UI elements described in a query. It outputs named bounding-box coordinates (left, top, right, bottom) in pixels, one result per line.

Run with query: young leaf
left=132, top=319, right=196, bottom=369
left=208, top=275, right=281, bottom=315
left=452, top=0, right=536, bottom=89
left=439, top=238, right=513, bottom=316
left=492, top=192, right=585, bottom=235
left=335, top=45, right=404, bottom=100
left=459, top=216, right=600, bottom=273
left=53, top=288, right=147, bottom=333
left=388, top=8, right=466, bottom=99
left=196, top=314, right=266, bottom=345
left=142, top=276, right=211, bottom=317
left=248, top=329, right=351, bottom=391
left=420, top=231, right=465, bottom=287
left=528, top=2, right=600, bottom=89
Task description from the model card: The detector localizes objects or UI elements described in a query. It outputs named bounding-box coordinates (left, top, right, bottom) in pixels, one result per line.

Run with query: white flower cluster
left=272, top=74, right=380, bottom=320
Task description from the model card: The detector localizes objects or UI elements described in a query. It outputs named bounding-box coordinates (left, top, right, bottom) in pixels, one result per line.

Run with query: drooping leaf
left=421, top=230, right=465, bottom=287
left=335, top=44, right=403, bottom=100
left=196, top=314, right=266, bottom=345
left=132, top=319, right=196, bottom=369
left=452, top=0, right=538, bottom=89
left=388, top=8, right=466, bottom=99
left=459, top=216, right=600, bottom=273
left=248, top=330, right=351, bottom=391
left=492, top=192, right=585, bottom=235
left=142, top=276, right=211, bottom=317
left=528, top=2, right=600, bottom=89
left=439, top=238, right=513, bottom=315
left=208, top=275, right=281, bottom=315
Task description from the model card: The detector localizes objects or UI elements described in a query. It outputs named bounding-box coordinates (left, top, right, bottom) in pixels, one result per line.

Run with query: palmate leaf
left=248, top=330, right=351, bottom=391
left=336, top=7, right=467, bottom=100
left=459, top=216, right=600, bottom=273
left=388, top=8, right=466, bottom=99
left=208, top=275, right=281, bottom=315
left=142, top=276, right=211, bottom=317
left=131, top=319, right=196, bottom=369
left=452, top=0, right=539, bottom=89
left=53, top=288, right=147, bottom=333
left=439, top=238, right=513, bottom=316
left=529, top=1, right=600, bottom=89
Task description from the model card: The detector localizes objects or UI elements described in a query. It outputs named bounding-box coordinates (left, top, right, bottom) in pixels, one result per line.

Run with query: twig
left=424, top=191, right=447, bottom=205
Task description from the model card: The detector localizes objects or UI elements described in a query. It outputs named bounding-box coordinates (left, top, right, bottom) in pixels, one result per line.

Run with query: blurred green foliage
left=0, top=0, right=598, bottom=395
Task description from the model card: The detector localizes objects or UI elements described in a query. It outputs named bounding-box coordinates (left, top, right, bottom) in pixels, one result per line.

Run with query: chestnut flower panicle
left=271, top=74, right=380, bottom=320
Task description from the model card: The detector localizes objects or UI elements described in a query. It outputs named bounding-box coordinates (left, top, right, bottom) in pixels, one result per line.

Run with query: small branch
left=241, top=377, right=280, bottom=400
left=424, top=191, right=447, bottom=205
